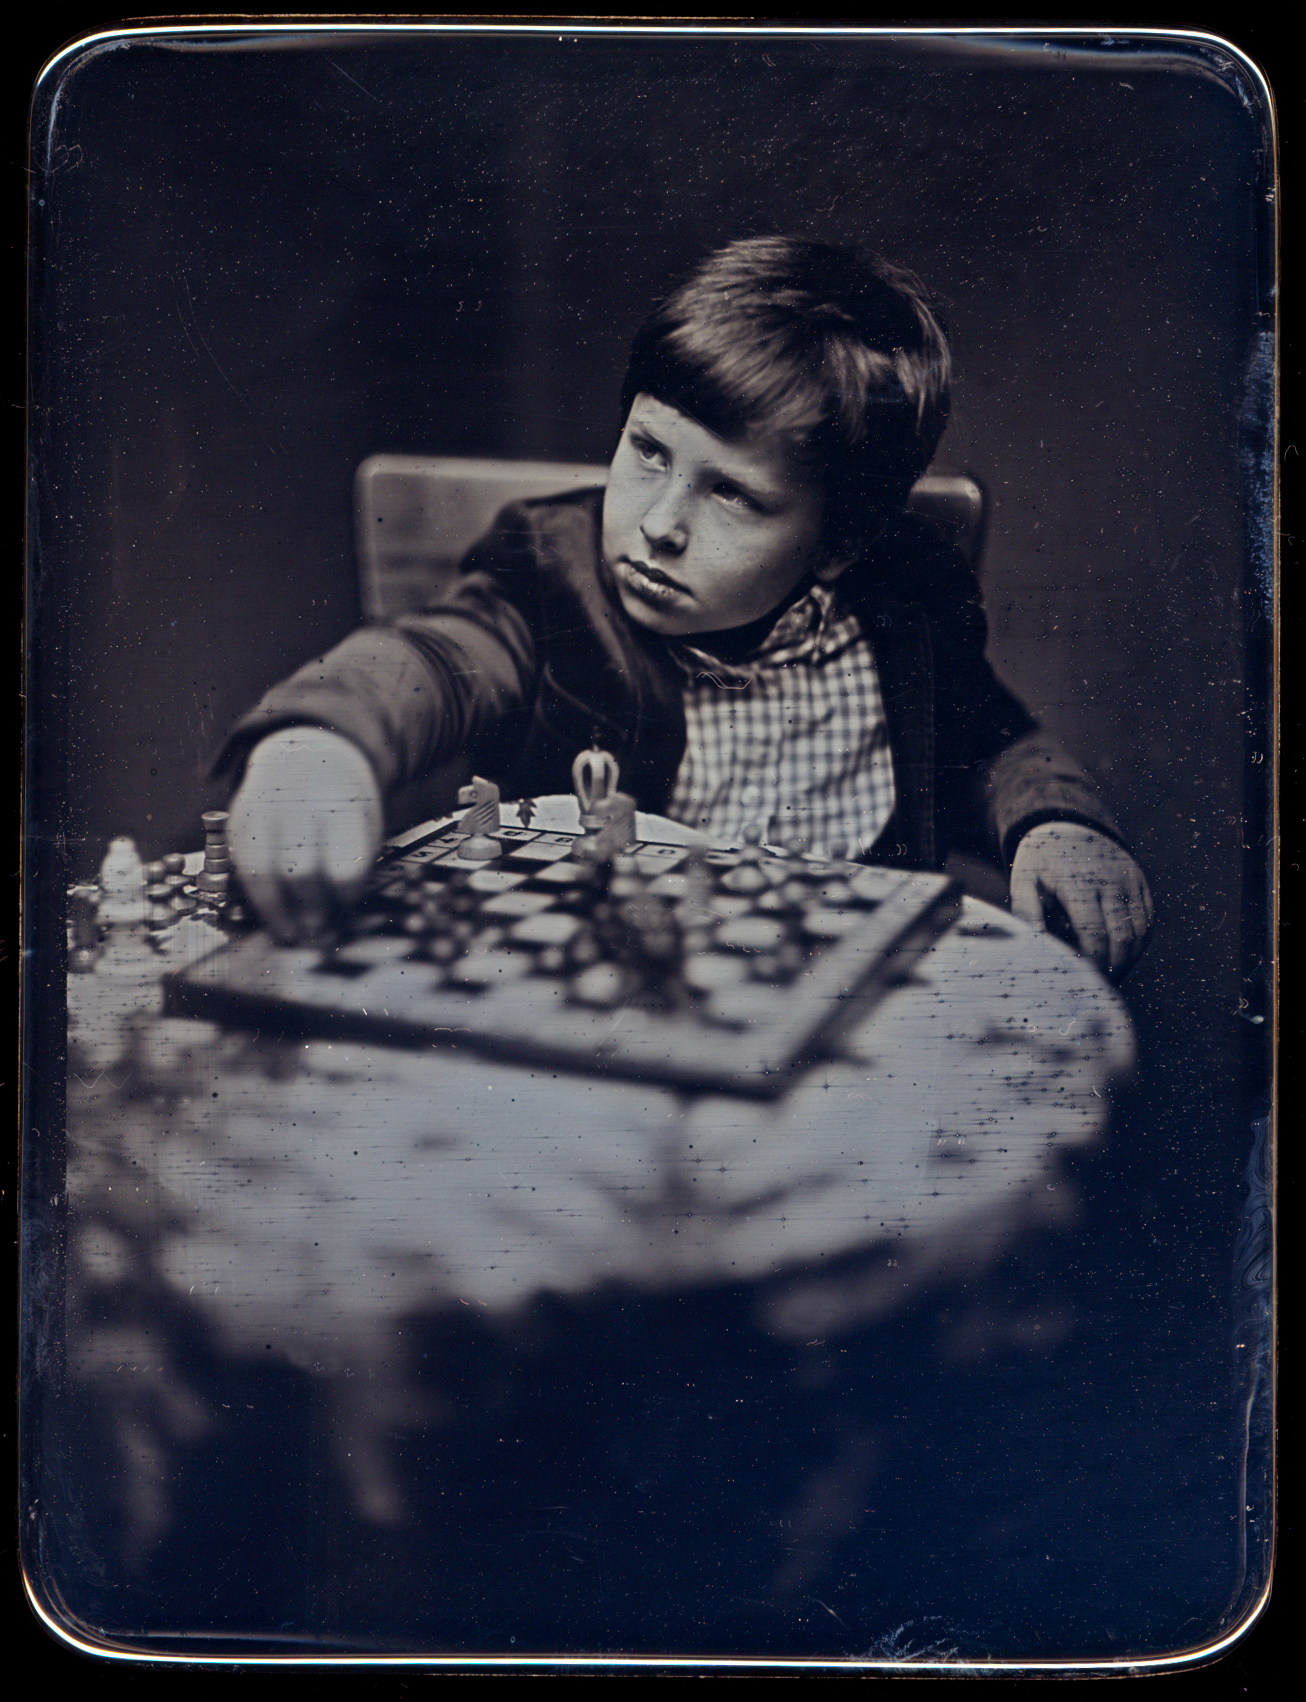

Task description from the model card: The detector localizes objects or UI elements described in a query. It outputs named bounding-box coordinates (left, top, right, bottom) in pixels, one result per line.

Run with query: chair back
left=356, top=454, right=986, bottom=621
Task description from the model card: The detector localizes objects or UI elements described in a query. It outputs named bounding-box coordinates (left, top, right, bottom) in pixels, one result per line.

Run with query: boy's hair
left=619, top=236, right=951, bottom=553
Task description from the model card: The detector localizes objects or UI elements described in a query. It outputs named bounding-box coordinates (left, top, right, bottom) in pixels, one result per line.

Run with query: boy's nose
left=640, top=487, right=689, bottom=554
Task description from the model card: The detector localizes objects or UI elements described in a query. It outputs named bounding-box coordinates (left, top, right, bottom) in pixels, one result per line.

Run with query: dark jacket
left=218, top=488, right=1120, bottom=871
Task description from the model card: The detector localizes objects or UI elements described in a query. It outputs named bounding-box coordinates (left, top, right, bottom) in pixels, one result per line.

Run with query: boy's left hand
left=1009, top=822, right=1154, bottom=976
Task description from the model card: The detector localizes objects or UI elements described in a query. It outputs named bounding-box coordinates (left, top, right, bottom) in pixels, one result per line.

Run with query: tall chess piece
left=97, top=837, right=148, bottom=927
left=572, top=747, right=636, bottom=864
left=195, top=809, right=234, bottom=906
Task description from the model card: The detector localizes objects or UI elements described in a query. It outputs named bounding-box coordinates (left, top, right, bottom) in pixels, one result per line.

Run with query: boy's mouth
left=619, top=557, right=691, bottom=604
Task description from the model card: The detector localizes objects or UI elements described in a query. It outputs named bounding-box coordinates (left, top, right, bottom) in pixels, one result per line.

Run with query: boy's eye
left=714, top=482, right=760, bottom=512
left=630, top=433, right=668, bottom=469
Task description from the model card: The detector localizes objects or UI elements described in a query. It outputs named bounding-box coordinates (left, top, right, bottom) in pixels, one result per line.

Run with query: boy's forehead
left=627, top=394, right=818, bottom=494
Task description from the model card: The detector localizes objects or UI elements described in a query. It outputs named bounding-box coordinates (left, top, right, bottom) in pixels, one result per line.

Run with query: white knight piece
left=457, top=775, right=502, bottom=860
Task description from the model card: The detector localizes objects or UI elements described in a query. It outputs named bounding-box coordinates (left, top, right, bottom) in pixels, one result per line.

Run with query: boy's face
left=602, top=395, right=839, bottom=638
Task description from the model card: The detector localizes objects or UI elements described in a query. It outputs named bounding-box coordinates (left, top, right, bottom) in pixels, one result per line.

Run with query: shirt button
left=740, top=784, right=761, bottom=805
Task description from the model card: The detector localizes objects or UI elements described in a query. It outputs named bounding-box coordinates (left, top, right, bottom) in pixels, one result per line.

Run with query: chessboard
left=163, top=805, right=961, bottom=1097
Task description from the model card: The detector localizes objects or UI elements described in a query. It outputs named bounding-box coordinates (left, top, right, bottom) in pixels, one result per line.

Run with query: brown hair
left=619, top=236, right=951, bottom=551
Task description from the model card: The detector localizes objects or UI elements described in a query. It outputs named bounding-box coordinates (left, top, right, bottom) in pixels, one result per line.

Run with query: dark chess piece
left=564, top=922, right=603, bottom=971
left=414, top=868, right=481, bottom=969
left=669, top=840, right=718, bottom=977
left=165, top=873, right=197, bottom=918
left=145, top=881, right=175, bottom=939
left=621, top=892, right=685, bottom=1006
left=593, top=852, right=687, bottom=1008
left=607, top=852, right=645, bottom=900
left=195, top=810, right=234, bottom=905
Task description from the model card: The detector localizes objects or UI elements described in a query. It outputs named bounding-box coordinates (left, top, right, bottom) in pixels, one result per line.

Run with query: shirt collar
left=667, top=581, right=838, bottom=684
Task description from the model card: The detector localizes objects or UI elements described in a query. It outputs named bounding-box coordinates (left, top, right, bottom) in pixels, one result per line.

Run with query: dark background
left=22, top=24, right=1276, bottom=1670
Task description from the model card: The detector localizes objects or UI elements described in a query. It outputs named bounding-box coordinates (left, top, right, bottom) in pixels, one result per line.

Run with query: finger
left=1056, top=886, right=1110, bottom=969
left=322, top=810, right=382, bottom=905
left=1008, top=863, right=1046, bottom=929
left=1099, top=889, right=1144, bottom=975
left=1114, top=871, right=1157, bottom=961
left=235, top=809, right=335, bottom=942
left=1133, top=873, right=1156, bottom=933
left=239, top=868, right=303, bottom=944
left=282, top=864, right=339, bottom=946
left=1107, top=859, right=1153, bottom=931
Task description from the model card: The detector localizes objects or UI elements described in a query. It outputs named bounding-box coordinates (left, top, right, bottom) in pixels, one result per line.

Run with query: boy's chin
left=613, top=580, right=694, bottom=636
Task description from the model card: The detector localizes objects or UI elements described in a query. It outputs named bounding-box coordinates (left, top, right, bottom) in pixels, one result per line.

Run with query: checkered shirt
left=665, top=581, right=896, bottom=858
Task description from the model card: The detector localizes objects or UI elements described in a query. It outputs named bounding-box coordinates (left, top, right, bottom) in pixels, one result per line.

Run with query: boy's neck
left=676, top=573, right=821, bottom=664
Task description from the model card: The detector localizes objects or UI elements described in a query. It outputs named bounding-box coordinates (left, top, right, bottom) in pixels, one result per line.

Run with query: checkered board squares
left=164, top=820, right=960, bottom=1097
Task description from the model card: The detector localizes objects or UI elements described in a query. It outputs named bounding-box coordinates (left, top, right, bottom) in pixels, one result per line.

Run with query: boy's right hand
left=228, top=727, right=383, bottom=943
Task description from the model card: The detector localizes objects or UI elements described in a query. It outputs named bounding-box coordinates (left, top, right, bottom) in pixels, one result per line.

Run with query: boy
left=218, top=237, right=1152, bottom=971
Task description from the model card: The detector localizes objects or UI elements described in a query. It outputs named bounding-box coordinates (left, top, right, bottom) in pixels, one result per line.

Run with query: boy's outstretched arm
left=1009, top=821, right=1154, bottom=976
left=213, top=538, right=538, bottom=941
left=228, top=727, right=384, bottom=943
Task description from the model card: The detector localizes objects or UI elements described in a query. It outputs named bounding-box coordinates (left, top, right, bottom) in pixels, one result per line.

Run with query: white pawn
left=68, top=839, right=161, bottom=1072
left=722, top=823, right=769, bottom=895
left=97, top=837, right=148, bottom=927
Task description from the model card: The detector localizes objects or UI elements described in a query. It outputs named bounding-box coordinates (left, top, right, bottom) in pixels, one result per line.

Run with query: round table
left=66, top=804, right=1134, bottom=1528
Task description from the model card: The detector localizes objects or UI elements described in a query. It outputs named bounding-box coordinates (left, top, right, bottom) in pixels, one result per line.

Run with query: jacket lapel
left=525, top=492, right=686, bottom=806
left=853, top=593, right=936, bottom=869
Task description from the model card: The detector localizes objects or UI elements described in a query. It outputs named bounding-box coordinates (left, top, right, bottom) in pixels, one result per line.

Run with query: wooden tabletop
left=67, top=830, right=1134, bottom=1362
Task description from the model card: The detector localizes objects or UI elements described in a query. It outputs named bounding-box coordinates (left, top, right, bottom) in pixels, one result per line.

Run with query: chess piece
left=619, top=889, right=684, bottom=1006
left=565, top=921, right=602, bottom=971
left=722, top=823, right=770, bottom=894
left=815, top=842, right=857, bottom=906
left=97, top=837, right=147, bottom=927
left=145, top=881, right=176, bottom=939
left=195, top=809, right=234, bottom=905
left=607, top=851, right=645, bottom=900
left=89, top=838, right=164, bottom=1019
left=67, top=885, right=102, bottom=973
left=568, top=961, right=631, bottom=1009
left=457, top=776, right=502, bottom=860
left=572, top=747, right=637, bottom=864
left=414, top=868, right=480, bottom=969
left=672, top=839, right=717, bottom=967
left=165, top=872, right=197, bottom=918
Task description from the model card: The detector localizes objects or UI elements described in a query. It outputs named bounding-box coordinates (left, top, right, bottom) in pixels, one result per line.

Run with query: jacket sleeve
left=211, top=513, right=539, bottom=795
left=901, top=518, right=1126, bottom=865
left=983, top=730, right=1125, bottom=863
